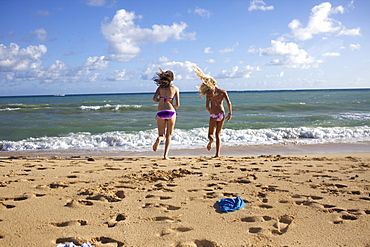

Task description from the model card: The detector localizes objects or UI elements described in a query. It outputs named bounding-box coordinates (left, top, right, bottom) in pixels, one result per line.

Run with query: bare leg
left=207, top=118, right=217, bottom=151
left=214, top=119, right=225, bottom=157
left=153, top=117, right=166, bottom=152
left=163, top=115, right=176, bottom=160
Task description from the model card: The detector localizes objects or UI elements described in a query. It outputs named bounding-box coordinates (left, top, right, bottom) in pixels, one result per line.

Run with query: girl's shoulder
left=170, top=85, right=179, bottom=93
left=215, top=88, right=227, bottom=97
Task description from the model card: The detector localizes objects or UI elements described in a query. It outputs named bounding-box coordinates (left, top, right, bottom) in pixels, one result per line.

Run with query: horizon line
left=1, top=87, right=369, bottom=98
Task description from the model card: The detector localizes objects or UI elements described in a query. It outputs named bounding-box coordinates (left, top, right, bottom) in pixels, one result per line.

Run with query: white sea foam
left=1, top=126, right=370, bottom=152
left=80, top=104, right=142, bottom=111
left=0, top=108, right=20, bottom=111
left=338, top=112, right=370, bottom=121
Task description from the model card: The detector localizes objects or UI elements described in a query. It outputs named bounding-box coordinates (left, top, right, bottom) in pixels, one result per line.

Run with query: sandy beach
left=1, top=149, right=369, bottom=246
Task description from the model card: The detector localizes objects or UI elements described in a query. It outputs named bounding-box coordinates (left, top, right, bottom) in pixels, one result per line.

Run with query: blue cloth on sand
left=57, top=243, right=92, bottom=247
left=217, top=197, right=245, bottom=213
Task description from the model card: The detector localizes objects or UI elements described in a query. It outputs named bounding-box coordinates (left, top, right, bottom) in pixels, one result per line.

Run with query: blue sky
left=0, top=0, right=369, bottom=96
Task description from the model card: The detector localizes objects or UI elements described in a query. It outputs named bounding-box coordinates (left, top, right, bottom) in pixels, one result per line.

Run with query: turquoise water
left=1, top=89, right=369, bottom=151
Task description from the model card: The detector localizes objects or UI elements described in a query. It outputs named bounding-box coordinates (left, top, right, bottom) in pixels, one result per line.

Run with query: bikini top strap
left=160, top=96, right=173, bottom=102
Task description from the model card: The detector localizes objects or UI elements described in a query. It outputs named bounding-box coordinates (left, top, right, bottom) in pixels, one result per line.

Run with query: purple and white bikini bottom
left=156, top=110, right=176, bottom=120
left=210, top=112, right=224, bottom=121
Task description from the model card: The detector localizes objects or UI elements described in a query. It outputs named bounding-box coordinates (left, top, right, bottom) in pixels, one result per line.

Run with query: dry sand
left=0, top=153, right=369, bottom=246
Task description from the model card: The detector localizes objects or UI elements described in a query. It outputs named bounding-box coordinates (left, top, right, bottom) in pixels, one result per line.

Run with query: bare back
left=153, top=85, right=180, bottom=111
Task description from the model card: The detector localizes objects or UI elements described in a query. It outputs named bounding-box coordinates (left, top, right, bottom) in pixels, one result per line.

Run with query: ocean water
left=1, top=89, right=369, bottom=153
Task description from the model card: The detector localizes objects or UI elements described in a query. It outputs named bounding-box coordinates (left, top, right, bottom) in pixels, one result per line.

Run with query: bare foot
left=163, top=156, right=170, bottom=160
left=153, top=136, right=164, bottom=152
left=207, top=139, right=213, bottom=151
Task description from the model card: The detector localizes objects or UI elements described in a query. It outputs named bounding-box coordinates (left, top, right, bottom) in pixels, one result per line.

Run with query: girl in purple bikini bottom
left=156, top=110, right=177, bottom=120
left=152, top=69, right=180, bottom=160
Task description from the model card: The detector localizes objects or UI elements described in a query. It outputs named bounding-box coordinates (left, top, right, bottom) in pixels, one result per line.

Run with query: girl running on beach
left=152, top=69, right=180, bottom=160
left=193, top=65, right=232, bottom=157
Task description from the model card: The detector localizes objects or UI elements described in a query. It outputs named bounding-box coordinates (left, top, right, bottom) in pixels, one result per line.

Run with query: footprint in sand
left=259, top=204, right=273, bottom=209
left=241, top=215, right=274, bottom=234
left=249, top=227, right=263, bottom=233
left=106, top=213, right=127, bottom=227
left=142, top=203, right=181, bottom=211
left=271, top=215, right=294, bottom=235
left=51, top=220, right=87, bottom=227
left=243, top=214, right=293, bottom=236
left=56, top=237, right=124, bottom=247
left=86, top=190, right=125, bottom=202
left=204, top=191, right=222, bottom=199
left=341, top=214, right=358, bottom=220
left=175, top=239, right=218, bottom=247
left=0, top=193, right=45, bottom=207
left=241, top=216, right=273, bottom=223
left=0, top=202, right=16, bottom=209
left=148, top=216, right=181, bottom=223
left=159, top=226, right=193, bottom=236
left=145, top=194, right=173, bottom=200
left=49, top=183, right=69, bottom=189
left=64, top=199, right=94, bottom=207
left=332, top=213, right=359, bottom=224
left=90, top=237, right=124, bottom=247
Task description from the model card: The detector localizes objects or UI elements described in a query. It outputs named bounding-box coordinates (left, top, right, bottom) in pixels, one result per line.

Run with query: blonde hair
left=193, top=65, right=217, bottom=96
left=153, top=69, right=174, bottom=88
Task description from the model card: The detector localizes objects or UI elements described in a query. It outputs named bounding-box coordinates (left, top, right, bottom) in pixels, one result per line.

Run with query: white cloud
left=349, top=43, right=361, bottom=51
left=288, top=2, right=360, bottom=41
left=142, top=57, right=197, bottom=81
left=192, top=7, right=211, bottom=18
left=204, top=47, right=213, bottom=54
left=247, top=46, right=259, bottom=54
left=0, top=43, right=47, bottom=72
left=6, top=58, right=107, bottom=84
left=322, top=52, right=340, bottom=57
left=217, top=65, right=261, bottom=79
left=205, top=59, right=216, bottom=64
left=338, top=27, right=361, bottom=36
left=83, top=56, right=109, bottom=70
left=260, top=40, right=315, bottom=69
left=84, top=0, right=106, bottom=6
left=7, top=60, right=72, bottom=83
left=0, top=43, right=111, bottom=83
left=266, top=71, right=284, bottom=78
left=40, top=60, right=71, bottom=82
left=88, top=73, right=101, bottom=82
left=109, top=69, right=130, bottom=81
left=219, top=42, right=239, bottom=54
left=101, top=9, right=195, bottom=62
left=248, top=0, right=274, bottom=11
left=32, top=28, right=48, bottom=41
left=157, top=56, right=169, bottom=63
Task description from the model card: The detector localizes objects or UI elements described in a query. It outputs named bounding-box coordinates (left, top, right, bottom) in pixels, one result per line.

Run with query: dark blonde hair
left=153, top=69, right=174, bottom=88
